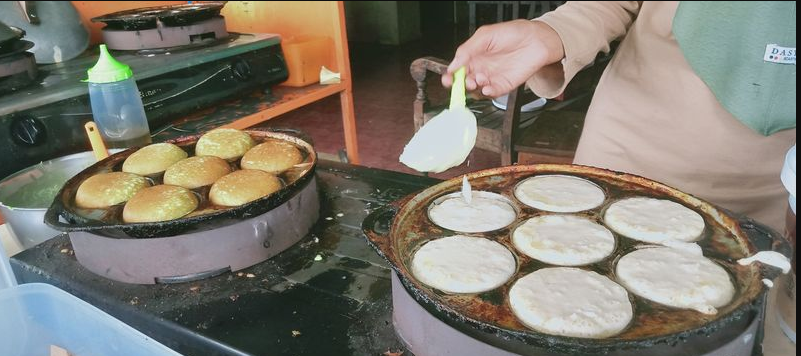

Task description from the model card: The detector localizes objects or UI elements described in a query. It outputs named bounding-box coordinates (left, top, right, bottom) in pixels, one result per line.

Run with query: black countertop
left=11, top=160, right=439, bottom=356
left=10, top=159, right=788, bottom=356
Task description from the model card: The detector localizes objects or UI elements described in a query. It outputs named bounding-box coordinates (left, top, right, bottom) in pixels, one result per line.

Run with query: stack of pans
left=0, top=23, right=37, bottom=94
left=90, top=2, right=230, bottom=51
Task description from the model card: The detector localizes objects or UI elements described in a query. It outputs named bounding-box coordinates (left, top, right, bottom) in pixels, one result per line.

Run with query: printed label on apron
left=764, top=44, right=796, bottom=65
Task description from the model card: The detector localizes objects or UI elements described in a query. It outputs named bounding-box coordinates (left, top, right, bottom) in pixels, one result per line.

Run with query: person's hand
left=442, top=20, right=564, bottom=98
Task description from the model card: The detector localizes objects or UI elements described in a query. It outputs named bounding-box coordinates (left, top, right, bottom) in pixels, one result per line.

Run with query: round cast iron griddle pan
left=91, top=2, right=227, bottom=31
left=45, top=128, right=316, bottom=239
left=362, top=164, right=791, bottom=355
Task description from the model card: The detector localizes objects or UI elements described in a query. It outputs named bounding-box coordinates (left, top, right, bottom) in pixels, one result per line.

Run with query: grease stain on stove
left=169, top=285, right=362, bottom=355
left=336, top=256, right=373, bottom=270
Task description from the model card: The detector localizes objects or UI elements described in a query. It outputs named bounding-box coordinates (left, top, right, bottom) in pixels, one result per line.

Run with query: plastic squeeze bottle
left=86, top=44, right=151, bottom=148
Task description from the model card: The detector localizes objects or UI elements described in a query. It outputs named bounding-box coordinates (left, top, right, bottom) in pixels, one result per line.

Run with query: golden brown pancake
left=163, top=156, right=232, bottom=189
left=240, top=139, right=303, bottom=174
left=194, top=128, right=255, bottom=160
left=209, top=169, right=282, bottom=206
left=122, top=143, right=188, bottom=176
left=122, top=185, right=199, bottom=223
left=75, top=172, right=150, bottom=208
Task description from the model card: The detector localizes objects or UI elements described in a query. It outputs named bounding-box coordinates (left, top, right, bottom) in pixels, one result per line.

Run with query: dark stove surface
left=11, top=161, right=439, bottom=356
left=0, top=33, right=278, bottom=117
left=0, top=25, right=25, bottom=50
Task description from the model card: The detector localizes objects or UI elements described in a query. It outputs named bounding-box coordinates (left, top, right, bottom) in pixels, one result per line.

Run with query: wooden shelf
left=222, top=83, right=346, bottom=129
left=72, top=1, right=360, bottom=164
left=149, top=83, right=348, bottom=144
left=220, top=1, right=359, bottom=163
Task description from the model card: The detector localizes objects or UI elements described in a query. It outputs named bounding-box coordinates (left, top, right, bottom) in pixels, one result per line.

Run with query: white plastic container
left=0, top=244, right=182, bottom=356
left=777, top=144, right=796, bottom=343
left=781, top=145, right=796, bottom=215
left=0, top=242, right=15, bottom=289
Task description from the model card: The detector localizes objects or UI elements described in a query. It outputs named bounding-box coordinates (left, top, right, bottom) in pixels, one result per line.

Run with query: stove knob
left=11, top=117, right=46, bottom=146
left=232, top=59, right=252, bottom=81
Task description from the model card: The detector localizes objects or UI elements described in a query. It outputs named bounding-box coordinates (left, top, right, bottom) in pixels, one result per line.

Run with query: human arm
left=443, top=1, right=641, bottom=98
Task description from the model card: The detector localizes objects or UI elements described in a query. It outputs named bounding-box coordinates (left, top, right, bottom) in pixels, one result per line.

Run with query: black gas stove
left=0, top=32, right=288, bottom=179
left=10, top=161, right=436, bottom=356
left=9, top=162, right=776, bottom=356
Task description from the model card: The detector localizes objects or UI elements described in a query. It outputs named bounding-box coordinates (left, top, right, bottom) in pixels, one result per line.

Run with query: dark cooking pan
left=91, top=2, right=227, bottom=31
left=45, top=128, right=316, bottom=239
left=362, top=164, right=790, bottom=356
left=0, top=24, right=24, bottom=50
left=0, top=25, right=34, bottom=58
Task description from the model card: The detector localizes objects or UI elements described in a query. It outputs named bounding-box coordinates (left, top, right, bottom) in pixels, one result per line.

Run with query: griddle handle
left=43, top=196, right=75, bottom=230
left=43, top=203, right=92, bottom=230
left=361, top=203, right=398, bottom=259
left=43, top=194, right=107, bottom=231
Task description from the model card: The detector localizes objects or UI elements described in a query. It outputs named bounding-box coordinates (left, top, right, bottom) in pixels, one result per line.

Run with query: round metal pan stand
left=0, top=51, right=37, bottom=90
left=69, top=178, right=319, bottom=284
left=0, top=39, right=37, bottom=92
left=391, top=272, right=761, bottom=356
left=91, top=2, right=227, bottom=30
left=101, top=17, right=229, bottom=50
left=392, top=272, right=518, bottom=356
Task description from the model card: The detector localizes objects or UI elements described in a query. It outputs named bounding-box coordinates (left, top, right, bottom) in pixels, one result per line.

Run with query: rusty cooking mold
left=363, top=164, right=791, bottom=355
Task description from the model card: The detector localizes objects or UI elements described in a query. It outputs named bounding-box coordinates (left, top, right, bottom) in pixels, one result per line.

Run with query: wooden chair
left=410, top=56, right=608, bottom=166
left=468, top=1, right=520, bottom=34
left=467, top=1, right=566, bottom=34
left=522, top=1, right=565, bottom=19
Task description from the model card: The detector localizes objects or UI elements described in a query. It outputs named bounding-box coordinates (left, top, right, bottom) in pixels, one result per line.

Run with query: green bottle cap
left=86, top=44, right=133, bottom=83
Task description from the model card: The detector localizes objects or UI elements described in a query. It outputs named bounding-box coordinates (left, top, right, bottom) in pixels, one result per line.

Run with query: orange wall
left=71, top=1, right=341, bottom=72
left=221, top=2, right=340, bottom=72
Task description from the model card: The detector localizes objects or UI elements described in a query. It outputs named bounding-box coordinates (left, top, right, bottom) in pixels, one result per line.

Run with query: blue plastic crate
left=1, top=244, right=182, bottom=356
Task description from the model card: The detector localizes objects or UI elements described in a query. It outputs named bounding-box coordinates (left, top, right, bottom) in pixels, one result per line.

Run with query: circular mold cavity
left=411, top=235, right=517, bottom=294
left=512, top=215, right=615, bottom=266
left=604, top=197, right=705, bottom=243
left=509, top=267, right=633, bottom=338
left=514, top=175, right=605, bottom=213
left=427, top=191, right=517, bottom=233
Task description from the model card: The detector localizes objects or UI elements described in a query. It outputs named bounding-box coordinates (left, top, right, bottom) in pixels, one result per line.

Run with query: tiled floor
left=265, top=24, right=501, bottom=180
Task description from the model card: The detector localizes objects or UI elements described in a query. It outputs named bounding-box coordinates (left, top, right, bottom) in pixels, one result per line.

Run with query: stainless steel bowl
left=0, top=151, right=117, bottom=249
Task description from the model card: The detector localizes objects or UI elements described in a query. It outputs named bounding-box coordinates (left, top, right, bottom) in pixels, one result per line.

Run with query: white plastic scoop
left=399, top=67, right=477, bottom=173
